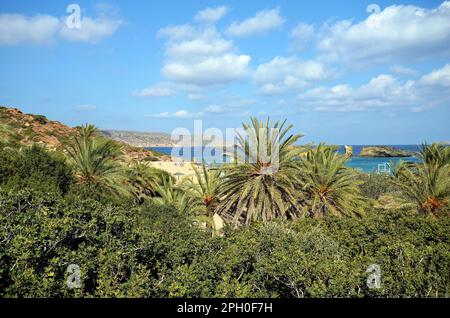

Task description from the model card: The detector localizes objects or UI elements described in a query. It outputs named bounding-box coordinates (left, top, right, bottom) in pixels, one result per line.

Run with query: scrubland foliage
left=0, top=118, right=449, bottom=298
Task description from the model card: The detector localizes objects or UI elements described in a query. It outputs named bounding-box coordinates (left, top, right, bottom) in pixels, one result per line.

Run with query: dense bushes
left=0, top=145, right=73, bottom=195
left=1, top=189, right=448, bottom=298
left=0, top=189, right=182, bottom=297
left=32, top=115, right=48, bottom=125
left=357, top=173, right=396, bottom=200
left=152, top=211, right=449, bottom=298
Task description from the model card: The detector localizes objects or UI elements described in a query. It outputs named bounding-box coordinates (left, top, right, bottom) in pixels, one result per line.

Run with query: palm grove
left=0, top=118, right=449, bottom=297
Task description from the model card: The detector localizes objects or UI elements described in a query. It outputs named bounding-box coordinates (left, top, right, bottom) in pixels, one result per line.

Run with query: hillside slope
left=102, top=130, right=174, bottom=147
left=0, top=106, right=170, bottom=162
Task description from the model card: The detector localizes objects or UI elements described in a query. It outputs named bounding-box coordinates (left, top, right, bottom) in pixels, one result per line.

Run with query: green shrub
left=153, top=210, right=450, bottom=298
left=32, top=115, right=48, bottom=124
left=0, top=147, right=448, bottom=298
left=358, top=172, right=396, bottom=199
left=0, top=145, right=73, bottom=195
left=0, top=190, right=166, bottom=297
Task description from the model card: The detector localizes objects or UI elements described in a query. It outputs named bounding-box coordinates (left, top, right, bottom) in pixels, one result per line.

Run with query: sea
left=147, top=145, right=422, bottom=173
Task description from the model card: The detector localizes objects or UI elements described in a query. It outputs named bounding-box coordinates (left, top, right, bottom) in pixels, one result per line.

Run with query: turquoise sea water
left=148, top=145, right=422, bottom=173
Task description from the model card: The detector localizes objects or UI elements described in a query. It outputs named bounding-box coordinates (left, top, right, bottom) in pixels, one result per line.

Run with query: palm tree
left=418, top=143, right=450, bottom=168
left=393, top=163, right=450, bottom=216
left=183, top=164, right=222, bottom=217
left=393, top=144, right=450, bottom=216
left=125, top=161, right=168, bottom=204
left=180, top=164, right=225, bottom=235
left=298, top=144, right=365, bottom=218
left=215, top=117, right=304, bottom=226
left=65, top=124, right=126, bottom=195
left=153, top=174, right=202, bottom=215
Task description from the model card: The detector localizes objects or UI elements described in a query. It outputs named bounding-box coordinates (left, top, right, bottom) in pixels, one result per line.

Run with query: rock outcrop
left=359, top=146, right=413, bottom=157
left=344, top=145, right=353, bottom=157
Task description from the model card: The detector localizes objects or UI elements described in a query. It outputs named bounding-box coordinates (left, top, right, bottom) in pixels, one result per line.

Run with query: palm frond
left=216, top=117, right=304, bottom=226
left=298, top=144, right=366, bottom=218
left=65, top=124, right=127, bottom=196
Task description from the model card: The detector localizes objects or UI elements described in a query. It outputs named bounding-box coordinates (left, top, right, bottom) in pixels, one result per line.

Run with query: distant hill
left=102, top=130, right=236, bottom=147
left=0, top=106, right=170, bottom=162
left=102, top=130, right=174, bottom=147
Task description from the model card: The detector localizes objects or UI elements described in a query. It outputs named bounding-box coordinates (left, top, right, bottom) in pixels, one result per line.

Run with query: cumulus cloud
left=0, top=9, right=122, bottom=46
left=148, top=112, right=170, bottom=118
left=141, top=2, right=450, bottom=117
left=202, top=104, right=250, bottom=117
left=157, top=24, right=195, bottom=39
left=59, top=16, right=123, bottom=43
left=173, top=110, right=191, bottom=118
left=296, top=64, right=450, bottom=112
left=311, top=1, right=450, bottom=65
left=148, top=109, right=202, bottom=119
left=0, top=13, right=60, bottom=46
left=157, top=21, right=251, bottom=86
left=225, top=8, right=285, bottom=37
left=254, top=56, right=330, bottom=94
left=290, top=22, right=315, bottom=51
left=297, top=75, right=416, bottom=112
left=204, top=105, right=224, bottom=113
left=164, top=30, right=234, bottom=57
left=194, top=6, right=229, bottom=23
left=391, top=65, right=417, bottom=76
left=133, top=83, right=177, bottom=98
left=147, top=102, right=251, bottom=118
left=163, top=54, right=250, bottom=85
left=420, top=64, right=450, bottom=86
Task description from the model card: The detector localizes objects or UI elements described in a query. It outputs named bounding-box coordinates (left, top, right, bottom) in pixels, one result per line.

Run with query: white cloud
left=157, top=24, right=195, bottom=39
left=157, top=24, right=251, bottom=86
left=297, top=75, right=416, bottom=112
left=194, top=6, right=229, bottom=23
left=150, top=112, right=170, bottom=118
left=174, top=110, right=190, bottom=118
left=188, top=93, right=205, bottom=101
left=163, top=54, right=250, bottom=85
left=312, top=1, right=450, bottom=65
left=144, top=1, right=450, bottom=117
left=0, top=13, right=60, bottom=46
left=165, top=31, right=234, bottom=57
left=59, top=16, right=123, bottom=43
left=148, top=109, right=202, bottom=118
left=391, top=65, right=417, bottom=76
left=225, top=8, right=285, bottom=37
left=204, top=105, right=223, bottom=113
left=254, top=56, right=330, bottom=94
left=148, top=102, right=250, bottom=119
left=290, top=22, right=315, bottom=51
left=203, top=104, right=250, bottom=117
left=0, top=10, right=123, bottom=46
left=296, top=65, right=450, bottom=112
left=420, top=64, right=450, bottom=86
left=133, top=83, right=177, bottom=98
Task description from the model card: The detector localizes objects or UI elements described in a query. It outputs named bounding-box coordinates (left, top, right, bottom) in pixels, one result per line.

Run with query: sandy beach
left=149, top=161, right=198, bottom=179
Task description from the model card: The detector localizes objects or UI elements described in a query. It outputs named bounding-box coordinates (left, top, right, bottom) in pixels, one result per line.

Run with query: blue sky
left=0, top=0, right=449, bottom=144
